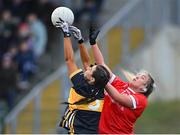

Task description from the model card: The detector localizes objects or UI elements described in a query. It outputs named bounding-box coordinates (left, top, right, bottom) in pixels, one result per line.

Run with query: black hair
left=92, top=65, right=110, bottom=89
left=143, top=74, right=155, bottom=97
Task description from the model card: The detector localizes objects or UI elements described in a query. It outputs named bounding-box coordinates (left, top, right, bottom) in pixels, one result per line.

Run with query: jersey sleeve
left=109, top=74, right=116, bottom=84
left=130, top=94, right=147, bottom=110
left=109, top=74, right=128, bottom=92
left=69, top=69, right=94, bottom=98
left=69, top=69, right=84, bottom=85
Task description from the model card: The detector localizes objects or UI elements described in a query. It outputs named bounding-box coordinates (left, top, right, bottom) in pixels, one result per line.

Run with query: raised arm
left=89, top=27, right=113, bottom=77
left=56, top=21, right=78, bottom=76
left=79, top=43, right=90, bottom=70
left=89, top=27, right=104, bottom=65
left=69, top=26, right=90, bottom=70
left=64, top=37, right=78, bottom=76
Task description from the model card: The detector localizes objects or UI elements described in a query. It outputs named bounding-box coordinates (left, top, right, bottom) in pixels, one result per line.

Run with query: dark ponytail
left=92, top=65, right=110, bottom=89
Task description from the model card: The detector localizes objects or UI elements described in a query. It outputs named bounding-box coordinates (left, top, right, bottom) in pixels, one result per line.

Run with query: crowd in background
left=0, top=0, right=105, bottom=133
left=0, top=0, right=104, bottom=112
left=0, top=0, right=55, bottom=111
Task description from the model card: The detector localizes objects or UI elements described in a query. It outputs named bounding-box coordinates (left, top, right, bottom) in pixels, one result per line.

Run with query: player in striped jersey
left=55, top=20, right=110, bottom=134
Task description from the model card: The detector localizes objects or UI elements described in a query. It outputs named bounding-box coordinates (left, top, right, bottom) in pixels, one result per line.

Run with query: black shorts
left=60, top=108, right=101, bottom=134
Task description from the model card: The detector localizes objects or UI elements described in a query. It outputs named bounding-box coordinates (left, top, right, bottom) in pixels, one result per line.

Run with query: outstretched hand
left=55, top=18, right=71, bottom=37
left=89, top=26, right=100, bottom=45
left=69, top=26, right=84, bottom=43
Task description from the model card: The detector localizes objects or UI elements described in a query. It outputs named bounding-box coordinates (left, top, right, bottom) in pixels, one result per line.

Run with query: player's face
left=130, top=71, right=149, bottom=91
left=84, top=65, right=97, bottom=84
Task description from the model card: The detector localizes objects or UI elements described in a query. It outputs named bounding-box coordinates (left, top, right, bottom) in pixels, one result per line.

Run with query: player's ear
left=89, top=77, right=95, bottom=84
left=142, top=87, right=147, bottom=92
left=140, top=84, right=147, bottom=93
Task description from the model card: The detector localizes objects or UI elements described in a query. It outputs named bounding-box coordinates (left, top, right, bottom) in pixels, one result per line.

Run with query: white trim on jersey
left=129, top=95, right=137, bottom=109
left=128, top=87, right=136, bottom=94
left=109, top=74, right=116, bottom=84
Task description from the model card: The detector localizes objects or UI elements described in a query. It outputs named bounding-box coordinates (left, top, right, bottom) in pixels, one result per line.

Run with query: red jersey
left=99, top=74, right=148, bottom=134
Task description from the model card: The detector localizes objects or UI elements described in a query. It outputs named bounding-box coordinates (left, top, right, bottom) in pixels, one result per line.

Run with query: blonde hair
left=120, top=68, right=135, bottom=82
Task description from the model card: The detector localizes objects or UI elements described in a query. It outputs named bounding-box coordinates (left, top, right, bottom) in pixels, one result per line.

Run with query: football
left=51, top=7, right=74, bottom=26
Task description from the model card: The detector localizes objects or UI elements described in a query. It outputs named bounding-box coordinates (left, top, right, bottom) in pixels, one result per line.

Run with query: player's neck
left=129, top=84, right=138, bottom=93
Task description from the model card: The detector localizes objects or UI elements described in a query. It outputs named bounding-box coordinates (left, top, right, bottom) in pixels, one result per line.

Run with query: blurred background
left=0, top=0, right=180, bottom=133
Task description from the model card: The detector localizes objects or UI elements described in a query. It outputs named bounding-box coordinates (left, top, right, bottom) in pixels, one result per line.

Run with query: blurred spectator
left=74, top=0, right=104, bottom=25
left=0, top=0, right=66, bottom=113
left=10, top=0, right=27, bottom=21
left=0, top=1, right=3, bottom=12
left=0, top=54, right=18, bottom=110
left=7, top=45, right=18, bottom=65
left=1, top=0, right=11, bottom=10
left=16, top=41, right=37, bottom=89
left=36, top=0, right=55, bottom=27
left=17, top=22, right=31, bottom=44
left=0, top=10, right=18, bottom=59
left=27, top=13, right=47, bottom=58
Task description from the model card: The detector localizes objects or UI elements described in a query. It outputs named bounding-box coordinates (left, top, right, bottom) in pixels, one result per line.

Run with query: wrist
left=64, top=32, right=71, bottom=37
left=78, top=39, right=84, bottom=44
left=90, top=40, right=96, bottom=45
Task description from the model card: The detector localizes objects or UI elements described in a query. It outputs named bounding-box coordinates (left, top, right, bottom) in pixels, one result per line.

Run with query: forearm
left=64, top=37, right=78, bottom=75
left=89, top=27, right=113, bottom=76
left=91, top=43, right=105, bottom=65
left=79, top=43, right=90, bottom=70
left=64, top=38, right=74, bottom=62
left=105, top=83, right=133, bottom=108
left=91, top=44, right=113, bottom=77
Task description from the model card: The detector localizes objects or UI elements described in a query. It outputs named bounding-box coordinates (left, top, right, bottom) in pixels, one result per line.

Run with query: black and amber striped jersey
left=60, top=69, right=104, bottom=134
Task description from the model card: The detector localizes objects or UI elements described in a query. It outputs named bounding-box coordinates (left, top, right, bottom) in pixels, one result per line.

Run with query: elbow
left=113, top=96, right=121, bottom=103
left=64, top=57, right=69, bottom=62
left=64, top=55, right=73, bottom=62
left=65, top=57, right=74, bottom=65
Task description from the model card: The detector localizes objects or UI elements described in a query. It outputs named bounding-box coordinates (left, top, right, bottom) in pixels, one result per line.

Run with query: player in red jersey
left=89, top=27, right=156, bottom=134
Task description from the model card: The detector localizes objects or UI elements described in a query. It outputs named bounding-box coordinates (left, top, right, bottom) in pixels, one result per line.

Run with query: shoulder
left=69, top=69, right=83, bottom=79
left=109, top=74, right=123, bottom=84
left=130, top=93, right=147, bottom=109
left=135, top=93, right=147, bottom=106
left=111, top=77, right=129, bottom=91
